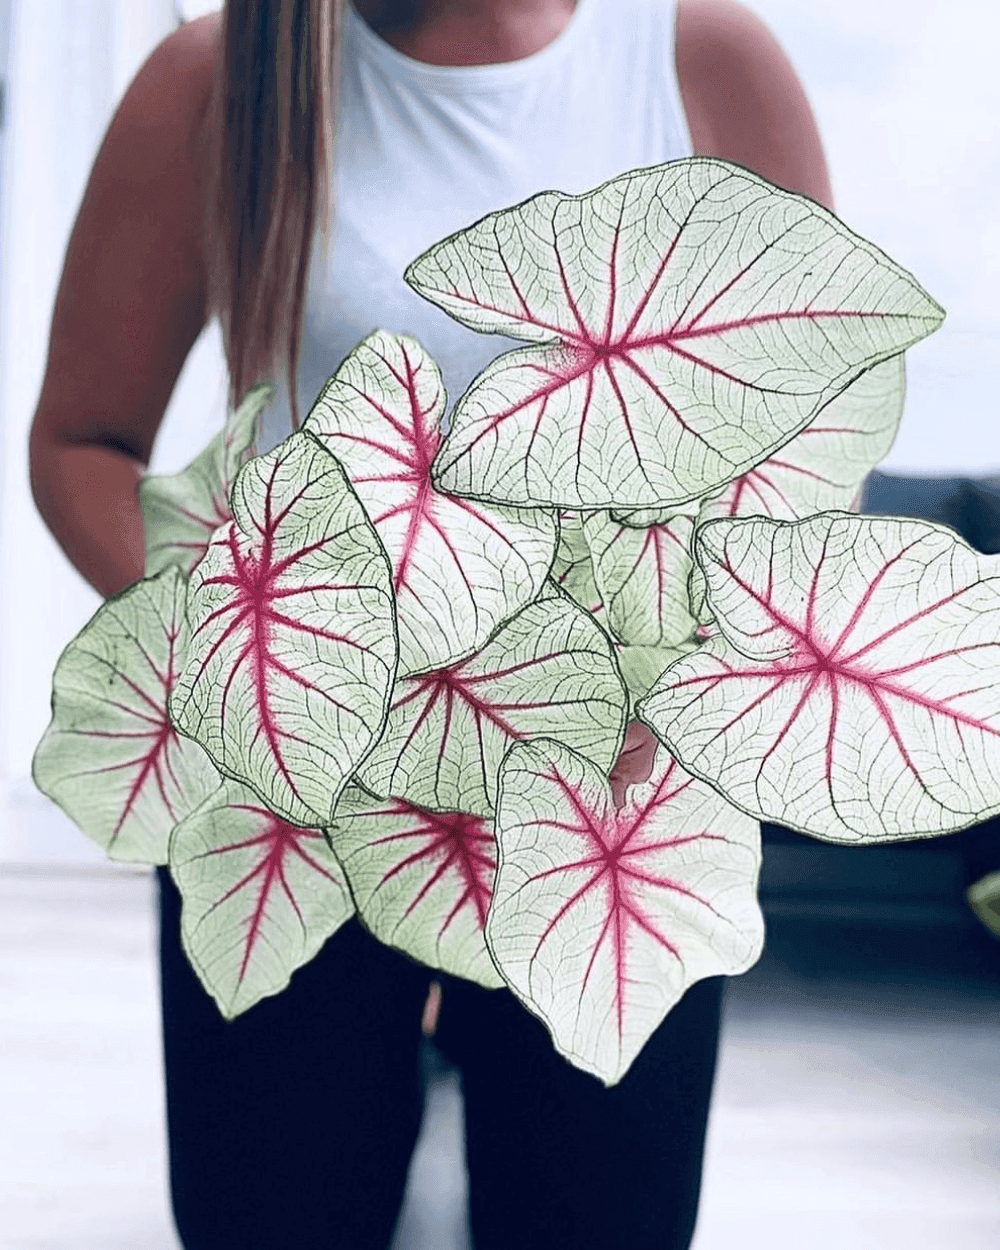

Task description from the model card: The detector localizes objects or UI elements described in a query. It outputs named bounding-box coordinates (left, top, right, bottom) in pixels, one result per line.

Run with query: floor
left=2, top=813, right=1000, bottom=1249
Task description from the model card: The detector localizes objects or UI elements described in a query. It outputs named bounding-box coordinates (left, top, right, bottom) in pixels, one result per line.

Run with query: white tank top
left=261, top=0, right=693, bottom=451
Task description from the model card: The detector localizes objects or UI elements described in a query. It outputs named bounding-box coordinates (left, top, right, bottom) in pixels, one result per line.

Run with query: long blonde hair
left=205, top=0, right=341, bottom=428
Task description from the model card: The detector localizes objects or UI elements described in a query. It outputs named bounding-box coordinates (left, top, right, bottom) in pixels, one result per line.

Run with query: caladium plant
left=638, top=510, right=1000, bottom=842
left=488, top=739, right=762, bottom=1083
left=171, top=429, right=399, bottom=828
left=302, top=330, right=556, bottom=675
left=354, top=588, right=627, bottom=817
left=407, top=161, right=934, bottom=511
left=37, top=156, right=994, bottom=1086
left=139, top=382, right=271, bottom=577
left=33, top=565, right=219, bottom=864
left=332, top=786, right=502, bottom=989
left=171, top=778, right=355, bottom=1017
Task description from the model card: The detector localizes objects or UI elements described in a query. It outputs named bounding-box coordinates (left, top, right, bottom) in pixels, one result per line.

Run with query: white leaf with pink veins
left=640, top=512, right=1000, bottom=842
left=305, top=330, right=556, bottom=675
left=407, top=161, right=943, bottom=510
left=487, top=738, right=762, bottom=1085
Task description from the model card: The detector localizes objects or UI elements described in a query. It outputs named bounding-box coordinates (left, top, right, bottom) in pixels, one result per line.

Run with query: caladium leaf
left=583, top=511, right=697, bottom=647
left=139, top=383, right=271, bottom=577
left=611, top=501, right=700, bottom=528
left=687, top=558, right=712, bottom=628
left=330, top=787, right=502, bottom=988
left=638, top=513, right=1000, bottom=843
left=555, top=511, right=593, bottom=563
left=357, top=595, right=627, bottom=816
left=616, top=642, right=698, bottom=707
left=32, top=566, right=219, bottom=864
left=408, top=159, right=943, bottom=510
left=550, top=561, right=603, bottom=618
left=303, top=330, right=556, bottom=674
left=171, top=431, right=397, bottom=827
left=697, top=356, right=905, bottom=524
left=550, top=511, right=603, bottom=616
left=487, top=739, right=762, bottom=1085
left=170, top=779, right=354, bottom=1018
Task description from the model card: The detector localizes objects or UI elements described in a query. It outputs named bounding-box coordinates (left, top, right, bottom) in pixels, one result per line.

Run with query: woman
left=29, top=2, right=832, bottom=1247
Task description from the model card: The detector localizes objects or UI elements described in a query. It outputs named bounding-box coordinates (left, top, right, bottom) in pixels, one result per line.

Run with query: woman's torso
left=261, top=0, right=693, bottom=450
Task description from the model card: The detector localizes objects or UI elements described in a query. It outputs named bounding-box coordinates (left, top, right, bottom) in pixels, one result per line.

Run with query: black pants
left=157, top=868, right=722, bottom=1250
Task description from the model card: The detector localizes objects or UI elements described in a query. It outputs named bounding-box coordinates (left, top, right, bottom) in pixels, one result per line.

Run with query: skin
left=28, top=0, right=834, bottom=796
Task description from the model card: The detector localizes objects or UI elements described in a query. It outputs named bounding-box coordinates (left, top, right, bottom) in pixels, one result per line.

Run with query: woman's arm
left=676, top=0, right=834, bottom=210
left=28, top=15, right=220, bottom=598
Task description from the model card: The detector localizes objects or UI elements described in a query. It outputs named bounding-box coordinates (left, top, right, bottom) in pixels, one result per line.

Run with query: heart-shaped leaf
left=407, top=159, right=943, bottom=509
left=304, top=331, right=556, bottom=673
left=357, top=594, right=627, bottom=816
left=611, top=501, right=701, bottom=528
left=330, top=787, right=502, bottom=988
left=550, top=511, right=604, bottom=616
left=583, top=511, right=697, bottom=646
left=170, top=779, right=354, bottom=1018
left=32, top=566, right=219, bottom=863
left=139, top=383, right=271, bottom=577
left=487, top=739, right=762, bottom=1085
left=638, top=513, right=1000, bottom=842
left=616, top=642, right=698, bottom=707
left=697, top=356, right=905, bottom=524
left=171, top=431, right=397, bottom=827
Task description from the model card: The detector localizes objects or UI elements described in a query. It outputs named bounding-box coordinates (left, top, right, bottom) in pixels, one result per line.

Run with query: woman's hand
left=608, top=721, right=661, bottom=809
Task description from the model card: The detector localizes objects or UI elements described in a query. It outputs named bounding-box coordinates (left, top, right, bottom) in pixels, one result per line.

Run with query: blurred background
left=1, top=2, right=998, bottom=1248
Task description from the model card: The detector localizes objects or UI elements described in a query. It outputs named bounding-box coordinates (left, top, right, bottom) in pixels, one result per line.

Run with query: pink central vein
left=524, top=766, right=708, bottom=1032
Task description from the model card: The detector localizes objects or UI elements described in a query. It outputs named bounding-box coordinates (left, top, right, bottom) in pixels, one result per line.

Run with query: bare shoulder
left=675, top=0, right=834, bottom=209
left=677, top=0, right=775, bottom=54
left=127, top=13, right=221, bottom=121
left=56, top=13, right=222, bottom=271
left=102, top=13, right=221, bottom=207
left=675, top=0, right=801, bottom=99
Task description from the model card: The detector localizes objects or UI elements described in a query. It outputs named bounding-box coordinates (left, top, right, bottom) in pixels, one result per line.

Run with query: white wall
left=745, top=0, right=1000, bottom=475
left=0, top=0, right=227, bottom=861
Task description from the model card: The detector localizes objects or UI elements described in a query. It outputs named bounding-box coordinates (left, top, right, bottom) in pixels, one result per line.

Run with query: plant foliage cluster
left=36, top=159, right=1000, bottom=1084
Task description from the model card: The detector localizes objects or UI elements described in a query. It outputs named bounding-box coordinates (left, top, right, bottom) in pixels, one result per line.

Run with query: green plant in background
left=35, top=158, right=998, bottom=1086
left=969, top=873, right=1000, bottom=939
